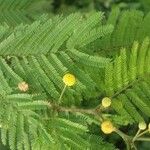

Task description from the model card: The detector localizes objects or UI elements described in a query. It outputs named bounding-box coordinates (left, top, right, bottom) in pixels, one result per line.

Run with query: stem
left=132, top=129, right=141, bottom=142
left=111, top=74, right=149, bottom=99
left=45, top=101, right=102, bottom=116
left=131, top=144, right=138, bottom=150
left=58, top=85, right=67, bottom=104
left=136, top=130, right=149, bottom=138
left=115, top=129, right=131, bottom=150
left=136, top=137, right=150, bottom=142
left=59, top=107, right=96, bottom=115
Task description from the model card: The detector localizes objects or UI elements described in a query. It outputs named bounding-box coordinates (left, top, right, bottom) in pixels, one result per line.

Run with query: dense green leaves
left=104, top=38, right=150, bottom=123
left=0, top=11, right=114, bottom=150
left=0, top=2, right=150, bottom=149
left=0, top=0, right=35, bottom=25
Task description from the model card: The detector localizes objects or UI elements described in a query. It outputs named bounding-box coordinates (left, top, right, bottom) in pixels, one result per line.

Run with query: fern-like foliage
left=104, top=37, right=150, bottom=124
left=93, top=8, right=150, bottom=56
left=0, top=12, right=115, bottom=150
left=0, top=12, right=113, bottom=104
left=0, top=4, right=150, bottom=149
left=0, top=0, right=50, bottom=26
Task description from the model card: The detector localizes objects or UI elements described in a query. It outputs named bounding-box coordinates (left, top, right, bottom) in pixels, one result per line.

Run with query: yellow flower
left=102, top=97, right=111, bottom=108
left=148, top=123, right=150, bottom=132
left=101, top=120, right=115, bottom=134
left=18, top=81, right=29, bottom=92
left=63, top=73, right=76, bottom=86
left=138, top=122, right=147, bottom=130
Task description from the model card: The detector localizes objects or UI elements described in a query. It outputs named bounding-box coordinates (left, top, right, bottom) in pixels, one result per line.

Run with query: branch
left=111, top=73, right=150, bottom=99
left=45, top=101, right=102, bottom=118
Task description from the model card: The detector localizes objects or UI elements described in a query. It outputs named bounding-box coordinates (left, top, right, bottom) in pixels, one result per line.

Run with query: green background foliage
left=0, top=0, right=150, bottom=150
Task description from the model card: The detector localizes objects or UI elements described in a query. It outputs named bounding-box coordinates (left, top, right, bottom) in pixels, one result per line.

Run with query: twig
left=115, top=129, right=131, bottom=150
left=132, top=129, right=141, bottom=142
left=136, top=130, right=149, bottom=138
left=58, top=85, right=67, bottom=104
left=44, top=100, right=103, bottom=121
left=136, top=137, right=150, bottom=142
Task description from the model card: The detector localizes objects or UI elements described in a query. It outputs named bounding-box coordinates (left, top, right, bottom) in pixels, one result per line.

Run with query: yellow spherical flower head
left=101, top=120, right=115, bottom=134
left=63, top=73, right=76, bottom=86
left=18, top=81, right=29, bottom=92
left=148, top=123, right=150, bottom=132
left=102, top=97, right=111, bottom=108
left=138, top=122, right=147, bottom=130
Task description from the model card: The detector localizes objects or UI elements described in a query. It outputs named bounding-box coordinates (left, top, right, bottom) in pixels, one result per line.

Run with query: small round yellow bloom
left=138, top=122, right=147, bottom=130
left=101, top=120, right=115, bottom=134
left=102, top=97, right=111, bottom=108
left=63, top=73, right=76, bottom=86
left=18, top=81, right=29, bottom=92
left=148, top=123, right=150, bottom=132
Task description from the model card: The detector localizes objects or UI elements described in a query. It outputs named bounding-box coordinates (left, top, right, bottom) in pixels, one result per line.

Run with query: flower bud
left=18, top=82, right=29, bottom=92
left=138, top=122, right=147, bottom=130
left=102, top=97, right=111, bottom=108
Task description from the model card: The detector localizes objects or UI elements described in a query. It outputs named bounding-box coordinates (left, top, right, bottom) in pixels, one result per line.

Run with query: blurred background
left=32, top=0, right=150, bottom=14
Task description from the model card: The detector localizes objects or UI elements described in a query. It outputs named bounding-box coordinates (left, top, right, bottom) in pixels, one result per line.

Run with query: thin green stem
left=58, top=85, right=67, bottom=104
left=131, top=144, right=138, bottom=150
left=115, top=129, right=131, bottom=150
left=132, top=129, right=141, bottom=142
left=136, top=130, right=149, bottom=138
left=58, top=107, right=97, bottom=115
left=136, top=137, right=150, bottom=142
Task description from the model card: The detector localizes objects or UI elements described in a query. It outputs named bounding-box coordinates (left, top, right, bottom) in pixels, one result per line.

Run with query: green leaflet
left=0, top=12, right=113, bottom=150
left=105, top=38, right=150, bottom=123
